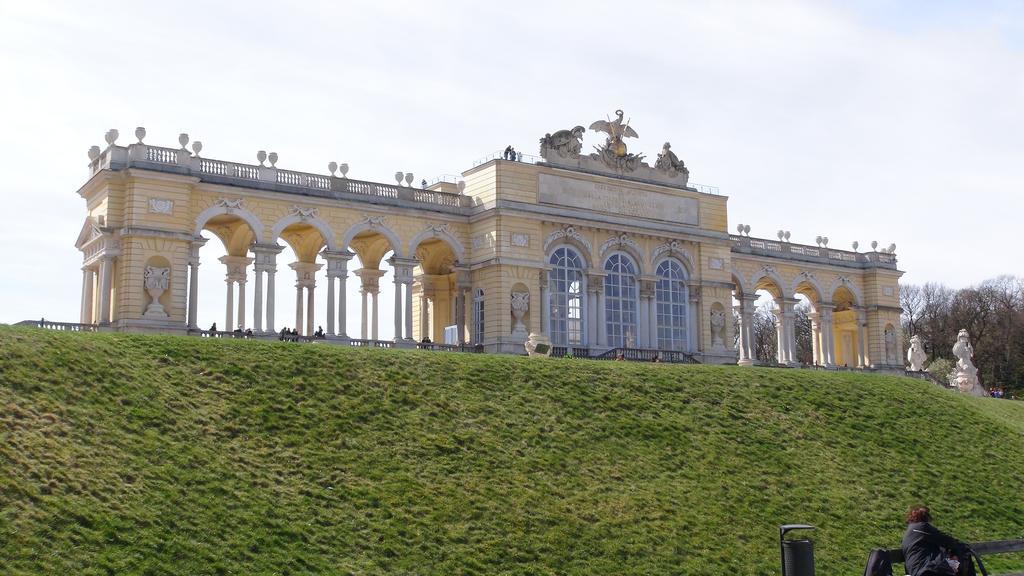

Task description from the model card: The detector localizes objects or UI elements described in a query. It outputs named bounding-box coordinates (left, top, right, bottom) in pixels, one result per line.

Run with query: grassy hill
left=2, top=326, right=1023, bottom=575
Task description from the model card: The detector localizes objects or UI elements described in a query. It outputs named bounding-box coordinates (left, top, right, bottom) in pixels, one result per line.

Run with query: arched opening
left=194, top=213, right=259, bottom=333
left=603, top=252, right=639, bottom=348
left=831, top=285, right=861, bottom=367
left=346, top=231, right=398, bottom=342
left=548, top=246, right=585, bottom=347
left=751, top=273, right=791, bottom=365
left=269, top=219, right=330, bottom=337
left=411, top=236, right=461, bottom=344
left=793, top=279, right=823, bottom=366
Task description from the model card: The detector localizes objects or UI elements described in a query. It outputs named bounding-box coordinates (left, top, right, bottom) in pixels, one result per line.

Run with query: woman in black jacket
left=902, top=506, right=975, bottom=576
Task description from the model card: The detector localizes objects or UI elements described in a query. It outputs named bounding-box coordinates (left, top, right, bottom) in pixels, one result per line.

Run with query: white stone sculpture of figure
left=143, top=266, right=170, bottom=317
left=710, top=308, right=726, bottom=350
left=952, top=329, right=986, bottom=396
left=511, top=292, right=530, bottom=337
left=538, top=126, right=585, bottom=160
left=524, top=332, right=552, bottom=357
left=884, top=327, right=898, bottom=364
left=907, top=334, right=927, bottom=372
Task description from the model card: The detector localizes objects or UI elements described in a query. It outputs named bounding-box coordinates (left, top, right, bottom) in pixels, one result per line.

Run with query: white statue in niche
left=143, top=266, right=170, bottom=318
left=710, top=308, right=726, bottom=351
left=952, top=329, right=986, bottom=396
left=907, top=335, right=927, bottom=371
left=511, top=292, right=529, bottom=337
left=884, top=327, right=898, bottom=364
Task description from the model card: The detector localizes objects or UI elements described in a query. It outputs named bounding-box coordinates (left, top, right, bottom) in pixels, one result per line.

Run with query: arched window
left=473, top=288, right=485, bottom=344
left=548, top=247, right=584, bottom=346
left=655, top=259, right=689, bottom=351
left=604, top=253, right=638, bottom=348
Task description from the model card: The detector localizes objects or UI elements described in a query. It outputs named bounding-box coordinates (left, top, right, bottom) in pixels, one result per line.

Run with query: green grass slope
left=2, top=326, right=1023, bottom=576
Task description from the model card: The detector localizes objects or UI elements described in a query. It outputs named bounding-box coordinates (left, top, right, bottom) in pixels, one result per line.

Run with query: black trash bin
left=779, top=524, right=816, bottom=576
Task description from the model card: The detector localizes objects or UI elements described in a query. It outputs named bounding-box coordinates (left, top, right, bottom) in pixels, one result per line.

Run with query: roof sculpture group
left=539, top=109, right=690, bottom=186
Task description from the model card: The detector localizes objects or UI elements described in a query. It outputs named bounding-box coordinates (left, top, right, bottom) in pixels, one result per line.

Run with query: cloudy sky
left=1, top=0, right=1022, bottom=332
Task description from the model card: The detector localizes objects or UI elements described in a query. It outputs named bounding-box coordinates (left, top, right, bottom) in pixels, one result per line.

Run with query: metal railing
left=595, top=347, right=700, bottom=364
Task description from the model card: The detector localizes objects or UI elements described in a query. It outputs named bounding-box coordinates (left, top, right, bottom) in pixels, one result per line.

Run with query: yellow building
left=74, top=115, right=904, bottom=366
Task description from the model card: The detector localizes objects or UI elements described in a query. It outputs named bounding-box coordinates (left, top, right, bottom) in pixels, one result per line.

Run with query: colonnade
left=735, top=297, right=869, bottom=367
left=80, top=254, right=116, bottom=326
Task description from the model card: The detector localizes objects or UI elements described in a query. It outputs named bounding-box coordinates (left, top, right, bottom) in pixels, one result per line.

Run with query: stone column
left=856, top=308, right=869, bottom=368
left=360, top=287, right=369, bottom=339
left=404, top=279, right=414, bottom=341
left=325, top=274, right=335, bottom=335
left=689, top=286, right=701, bottom=353
left=294, top=284, right=303, bottom=333
left=306, top=285, right=315, bottom=336
left=321, top=250, right=354, bottom=338
left=420, top=293, right=430, bottom=341
left=595, top=278, right=607, bottom=348
left=252, top=244, right=283, bottom=334
left=392, top=280, right=402, bottom=342
left=455, top=288, right=467, bottom=344
left=648, top=294, right=658, bottom=351
left=289, top=261, right=322, bottom=336
left=780, top=298, right=799, bottom=365
left=736, top=296, right=755, bottom=366
left=819, top=304, right=836, bottom=367
left=187, top=260, right=199, bottom=330
left=266, top=269, right=277, bottom=332
left=81, top=268, right=95, bottom=324
left=237, top=280, right=247, bottom=331
left=372, top=291, right=380, bottom=341
left=638, top=293, right=649, bottom=348
left=220, top=255, right=253, bottom=331
left=98, top=255, right=114, bottom=325
left=808, top=312, right=821, bottom=366
left=225, top=280, right=235, bottom=332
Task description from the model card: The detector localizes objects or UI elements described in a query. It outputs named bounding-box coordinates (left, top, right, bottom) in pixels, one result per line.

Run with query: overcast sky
left=1, top=0, right=1022, bottom=330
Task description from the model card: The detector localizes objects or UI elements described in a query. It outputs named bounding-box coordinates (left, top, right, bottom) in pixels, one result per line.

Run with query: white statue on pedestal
left=952, top=329, right=986, bottom=396
left=906, top=334, right=927, bottom=372
left=710, top=308, right=727, bottom=352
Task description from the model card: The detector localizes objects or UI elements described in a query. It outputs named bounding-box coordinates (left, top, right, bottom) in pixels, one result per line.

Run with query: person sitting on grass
left=902, top=505, right=976, bottom=576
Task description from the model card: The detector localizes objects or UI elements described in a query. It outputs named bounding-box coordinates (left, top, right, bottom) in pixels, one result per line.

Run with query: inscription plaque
left=538, top=174, right=699, bottom=225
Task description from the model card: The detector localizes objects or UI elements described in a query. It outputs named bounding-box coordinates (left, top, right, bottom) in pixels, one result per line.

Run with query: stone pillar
left=81, top=268, right=95, bottom=324
left=237, top=280, right=247, bottom=331
left=820, top=304, right=836, bottom=367
left=638, top=293, right=649, bottom=348
left=220, top=254, right=253, bottom=331
left=98, top=255, right=114, bottom=325
left=355, top=267, right=384, bottom=340
left=809, top=312, right=821, bottom=366
left=780, top=298, right=799, bottom=365
left=289, top=261, right=322, bottom=336
left=321, top=250, right=353, bottom=338
left=187, top=259, right=199, bottom=330
left=372, top=291, right=380, bottom=341
left=306, top=285, right=315, bottom=336
left=856, top=308, right=869, bottom=368
left=266, top=269, right=277, bottom=332
left=361, top=288, right=369, bottom=339
left=225, top=280, right=235, bottom=332
left=420, top=292, right=429, bottom=341
left=294, top=284, right=303, bottom=333
left=689, top=286, right=701, bottom=353
left=404, top=279, right=414, bottom=341
left=648, top=293, right=658, bottom=350
left=595, top=278, right=607, bottom=348
left=252, top=244, right=283, bottom=334
left=455, top=268, right=471, bottom=345
left=736, top=296, right=756, bottom=366
left=392, top=280, right=402, bottom=342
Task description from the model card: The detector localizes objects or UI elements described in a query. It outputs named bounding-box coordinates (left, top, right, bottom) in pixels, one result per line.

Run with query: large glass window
left=548, top=247, right=584, bottom=346
left=473, top=288, right=484, bottom=344
left=655, top=259, right=689, bottom=351
left=604, top=253, right=638, bottom=348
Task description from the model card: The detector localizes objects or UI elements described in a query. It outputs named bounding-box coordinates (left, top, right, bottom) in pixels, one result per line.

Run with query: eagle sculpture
left=589, top=109, right=638, bottom=157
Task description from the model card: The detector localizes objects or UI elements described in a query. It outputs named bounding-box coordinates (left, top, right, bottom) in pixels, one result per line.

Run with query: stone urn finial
left=257, top=150, right=267, bottom=166
left=328, top=161, right=338, bottom=176
left=135, top=126, right=146, bottom=143
left=339, top=163, right=349, bottom=178
left=395, top=171, right=404, bottom=185
left=192, top=141, right=203, bottom=156
left=104, top=129, right=119, bottom=146
left=178, top=133, right=189, bottom=149
left=457, top=180, right=466, bottom=194
left=405, top=172, right=414, bottom=187
left=268, top=152, right=278, bottom=167
left=88, top=145, right=101, bottom=161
